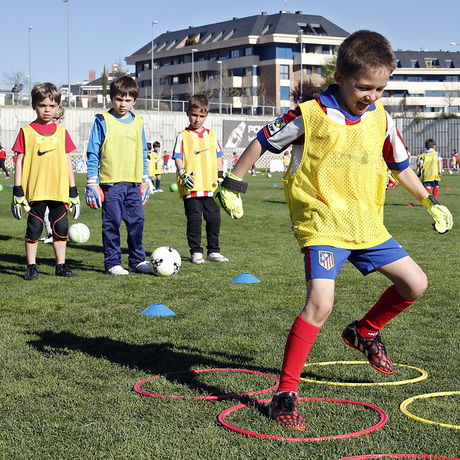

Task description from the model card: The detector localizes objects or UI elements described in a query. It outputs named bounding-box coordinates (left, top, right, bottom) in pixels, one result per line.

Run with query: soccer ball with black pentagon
left=149, top=246, right=181, bottom=277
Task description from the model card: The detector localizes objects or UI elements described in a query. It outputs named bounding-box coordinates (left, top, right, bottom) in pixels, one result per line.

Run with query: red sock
left=433, top=186, right=439, bottom=198
left=356, top=285, right=415, bottom=339
left=277, top=315, right=321, bottom=393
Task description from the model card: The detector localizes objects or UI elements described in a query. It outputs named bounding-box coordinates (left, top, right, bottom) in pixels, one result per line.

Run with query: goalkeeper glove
left=140, top=175, right=154, bottom=206
left=213, top=172, right=248, bottom=219
left=213, top=171, right=224, bottom=187
left=85, top=177, right=105, bottom=209
left=421, top=195, right=453, bottom=234
left=68, top=186, right=81, bottom=220
left=11, top=185, right=31, bottom=220
left=178, top=168, right=196, bottom=191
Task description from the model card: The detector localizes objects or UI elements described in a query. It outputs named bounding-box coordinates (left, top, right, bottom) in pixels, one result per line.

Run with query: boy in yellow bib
left=216, top=30, right=453, bottom=430
left=12, top=83, right=80, bottom=280
left=173, top=94, right=227, bottom=264
left=85, top=76, right=153, bottom=275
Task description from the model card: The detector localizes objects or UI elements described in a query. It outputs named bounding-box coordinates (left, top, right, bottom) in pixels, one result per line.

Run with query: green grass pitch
left=0, top=172, right=458, bottom=459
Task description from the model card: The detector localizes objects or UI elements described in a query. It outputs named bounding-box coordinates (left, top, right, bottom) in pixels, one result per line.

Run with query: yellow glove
left=213, top=172, right=247, bottom=219
left=421, top=195, right=453, bottom=234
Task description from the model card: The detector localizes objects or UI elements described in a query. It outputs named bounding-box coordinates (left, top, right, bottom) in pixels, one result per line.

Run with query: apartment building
left=125, top=11, right=460, bottom=117
left=125, top=11, right=348, bottom=113
left=382, top=50, right=460, bottom=117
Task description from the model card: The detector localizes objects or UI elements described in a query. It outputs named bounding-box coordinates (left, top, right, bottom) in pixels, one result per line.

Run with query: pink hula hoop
left=218, top=397, right=387, bottom=442
left=133, top=368, right=279, bottom=400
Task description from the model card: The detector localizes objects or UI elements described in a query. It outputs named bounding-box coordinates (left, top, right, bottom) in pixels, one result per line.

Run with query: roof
left=394, top=50, right=460, bottom=69
left=128, top=11, right=349, bottom=57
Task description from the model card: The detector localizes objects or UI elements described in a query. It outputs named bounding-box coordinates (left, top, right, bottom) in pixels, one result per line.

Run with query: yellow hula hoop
left=300, top=361, right=428, bottom=387
left=400, top=391, right=460, bottom=430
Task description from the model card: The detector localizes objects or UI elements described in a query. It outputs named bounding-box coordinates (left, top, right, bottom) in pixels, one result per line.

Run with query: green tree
left=320, top=55, right=337, bottom=92
left=102, top=66, right=107, bottom=99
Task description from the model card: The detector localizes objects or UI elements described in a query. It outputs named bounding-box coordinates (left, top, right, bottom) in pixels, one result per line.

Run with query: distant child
left=452, top=149, right=459, bottom=172
left=0, top=143, right=9, bottom=178
left=173, top=94, right=228, bottom=264
left=419, top=139, right=442, bottom=198
left=232, top=152, right=239, bottom=170
left=162, top=150, right=170, bottom=173
left=12, top=83, right=80, bottom=280
left=85, top=76, right=153, bottom=275
left=216, top=30, right=452, bottom=430
left=283, top=151, right=290, bottom=172
left=149, top=141, right=163, bottom=192
left=43, top=106, right=66, bottom=245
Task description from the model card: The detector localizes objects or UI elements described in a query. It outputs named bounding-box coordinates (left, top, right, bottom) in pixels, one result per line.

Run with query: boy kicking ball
left=215, top=30, right=452, bottom=430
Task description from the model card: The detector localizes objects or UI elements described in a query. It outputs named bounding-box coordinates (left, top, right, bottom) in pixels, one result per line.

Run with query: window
left=276, top=45, right=295, bottom=59
left=280, top=86, right=291, bottom=101
left=317, top=67, right=322, bottom=76
left=280, top=65, right=290, bottom=80
left=410, top=60, right=419, bottom=68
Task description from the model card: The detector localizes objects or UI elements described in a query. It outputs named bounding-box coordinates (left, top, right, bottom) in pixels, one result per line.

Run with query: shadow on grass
left=28, top=330, right=270, bottom=399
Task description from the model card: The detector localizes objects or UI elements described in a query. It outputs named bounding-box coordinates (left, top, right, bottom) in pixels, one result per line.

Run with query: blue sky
left=1, top=0, right=459, bottom=90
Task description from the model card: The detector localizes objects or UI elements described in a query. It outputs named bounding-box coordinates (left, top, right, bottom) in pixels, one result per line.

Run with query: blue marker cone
left=141, top=304, right=176, bottom=317
left=231, top=273, right=261, bottom=284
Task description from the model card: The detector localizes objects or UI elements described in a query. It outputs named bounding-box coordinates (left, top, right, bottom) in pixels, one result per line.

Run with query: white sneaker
left=107, top=265, right=129, bottom=275
left=129, top=261, right=153, bottom=274
left=207, top=252, right=229, bottom=262
left=43, top=236, right=53, bottom=244
left=155, top=188, right=164, bottom=193
left=191, top=253, right=205, bottom=264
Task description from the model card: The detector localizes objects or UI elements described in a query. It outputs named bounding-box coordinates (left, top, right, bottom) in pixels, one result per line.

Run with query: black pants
left=0, top=159, right=9, bottom=176
left=183, top=197, right=221, bottom=256
left=26, top=201, right=68, bottom=243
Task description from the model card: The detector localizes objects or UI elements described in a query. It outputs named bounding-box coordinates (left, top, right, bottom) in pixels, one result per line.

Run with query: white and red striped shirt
left=257, top=84, right=409, bottom=172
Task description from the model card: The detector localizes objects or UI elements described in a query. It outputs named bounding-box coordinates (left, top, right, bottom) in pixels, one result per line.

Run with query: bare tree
left=3, top=71, right=27, bottom=92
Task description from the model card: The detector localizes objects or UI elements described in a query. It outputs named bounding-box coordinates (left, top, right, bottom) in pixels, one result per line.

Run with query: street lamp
left=217, top=60, right=223, bottom=114
left=191, top=48, right=198, bottom=95
left=151, top=20, right=158, bottom=109
left=299, top=29, right=303, bottom=103
left=63, top=0, right=71, bottom=107
left=28, top=26, right=33, bottom=105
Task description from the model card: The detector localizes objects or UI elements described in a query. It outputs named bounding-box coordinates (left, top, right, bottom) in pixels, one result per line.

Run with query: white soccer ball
left=68, top=223, right=90, bottom=243
left=449, top=170, right=453, bottom=174
left=149, top=246, right=182, bottom=277
left=267, top=173, right=272, bottom=178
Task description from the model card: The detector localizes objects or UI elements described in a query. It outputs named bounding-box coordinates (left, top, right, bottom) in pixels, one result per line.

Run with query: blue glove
left=140, top=175, right=153, bottom=206
left=68, top=186, right=81, bottom=219
left=178, top=168, right=196, bottom=191
left=11, top=185, right=31, bottom=220
left=85, top=177, right=105, bottom=209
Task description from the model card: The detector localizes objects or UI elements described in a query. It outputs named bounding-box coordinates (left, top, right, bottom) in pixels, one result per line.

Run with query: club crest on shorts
left=319, top=251, right=334, bottom=270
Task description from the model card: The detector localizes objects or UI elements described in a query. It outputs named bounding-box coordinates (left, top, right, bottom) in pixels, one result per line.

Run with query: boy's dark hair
left=336, top=30, right=396, bottom=77
left=31, top=82, right=61, bottom=107
left=109, top=76, right=138, bottom=101
left=147, top=142, right=152, bottom=151
left=187, top=94, right=209, bottom=114
left=153, top=141, right=161, bottom=149
left=425, top=139, right=436, bottom=150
